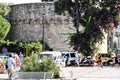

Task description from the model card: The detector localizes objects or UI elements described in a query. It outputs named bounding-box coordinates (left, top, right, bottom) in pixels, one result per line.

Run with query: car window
left=62, top=54, right=65, bottom=57
left=65, top=54, right=69, bottom=57
left=101, top=54, right=111, bottom=58
left=70, top=53, right=75, bottom=57
left=40, top=54, right=53, bottom=59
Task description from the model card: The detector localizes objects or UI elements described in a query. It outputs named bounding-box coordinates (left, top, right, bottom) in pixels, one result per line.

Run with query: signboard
left=1, top=47, right=8, bottom=53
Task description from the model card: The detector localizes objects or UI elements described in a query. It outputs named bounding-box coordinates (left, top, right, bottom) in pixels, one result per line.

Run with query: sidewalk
left=0, top=74, right=9, bottom=79
left=60, top=67, right=120, bottom=80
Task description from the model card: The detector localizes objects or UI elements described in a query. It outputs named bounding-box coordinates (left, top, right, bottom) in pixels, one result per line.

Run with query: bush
left=40, top=56, right=60, bottom=78
left=21, top=53, right=60, bottom=78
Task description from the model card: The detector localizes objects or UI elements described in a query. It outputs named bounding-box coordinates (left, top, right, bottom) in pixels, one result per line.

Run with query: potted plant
left=11, top=53, right=60, bottom=79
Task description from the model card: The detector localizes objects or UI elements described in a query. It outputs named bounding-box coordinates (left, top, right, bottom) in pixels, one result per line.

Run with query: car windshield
left=101, top=54, right=111, bottom=58
left=61, top=52, right=76, bottom=58
left=40, top=54, right=53, bottom=59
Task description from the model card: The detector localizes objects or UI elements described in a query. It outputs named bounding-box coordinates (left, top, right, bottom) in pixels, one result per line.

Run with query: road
left=0, top=74, right=9, bottom=79
left=60, top=66, right=120, bottom=80
left=0, top=66, right=120, bottom=80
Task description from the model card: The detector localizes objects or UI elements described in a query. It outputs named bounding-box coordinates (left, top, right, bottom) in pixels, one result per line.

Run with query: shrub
left=21, top=53, right=60, bottom=78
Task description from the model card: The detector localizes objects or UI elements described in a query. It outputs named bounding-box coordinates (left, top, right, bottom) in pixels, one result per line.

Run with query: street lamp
left=26, top=8, right=46, bottom=51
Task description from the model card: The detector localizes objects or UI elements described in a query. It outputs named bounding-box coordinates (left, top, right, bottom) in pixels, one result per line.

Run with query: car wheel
left=103, top=62, right=107, bottom=66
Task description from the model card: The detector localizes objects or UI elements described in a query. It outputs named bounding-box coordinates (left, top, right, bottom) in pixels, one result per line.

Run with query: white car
left=0, top=55, right=9, bottom=60
left=39, top=51, right=62, bottom=59
left=39, top=51, right=66, bottom=67
left=61, top=51, right=79, bottom=66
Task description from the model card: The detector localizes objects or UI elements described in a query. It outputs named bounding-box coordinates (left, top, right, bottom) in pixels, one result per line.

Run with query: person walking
left=6, top=54, right=15, bottom=77
left=14, top=53, right=21, bottom=72
left=114, top=55, right=120, bottom=68
left=111, top=57, right=116, bottom=67
left=19, top=52, right=23, bottom=65
left=98, top=53, right=103, bottom=68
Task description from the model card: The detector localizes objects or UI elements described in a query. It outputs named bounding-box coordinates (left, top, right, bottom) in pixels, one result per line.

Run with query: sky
left=0, top=0, right=42, bottom=4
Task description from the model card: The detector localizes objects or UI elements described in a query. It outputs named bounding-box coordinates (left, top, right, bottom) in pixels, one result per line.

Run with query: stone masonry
left=6, top=2, right=75, bottom=51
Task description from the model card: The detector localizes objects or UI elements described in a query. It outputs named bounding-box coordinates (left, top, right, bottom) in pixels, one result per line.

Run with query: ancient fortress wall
left=6, top=2, right=75, bottom=51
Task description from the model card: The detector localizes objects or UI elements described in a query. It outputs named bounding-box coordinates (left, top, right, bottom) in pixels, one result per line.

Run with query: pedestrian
left=19, top=52, right=23, bottom=64
left=54, top=57, right=62, bottom=68
left=114, top=55, right=120, bottom=68
left=111, top=57, right=116, bottom=67
left=14, top=53, right=21, bottom=71
left=0, top=58, right=5, bottom=74
left=98, top=53, right=103, bottom=68
left=65, top=56, right=69, bottom=66
left=6, top=54, right=15, bottom=77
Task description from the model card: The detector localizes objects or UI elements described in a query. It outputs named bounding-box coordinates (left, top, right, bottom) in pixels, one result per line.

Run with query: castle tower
left=6, top=2, right=74, bottom=51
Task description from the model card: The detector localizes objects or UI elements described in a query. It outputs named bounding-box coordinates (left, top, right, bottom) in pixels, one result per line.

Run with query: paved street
left=60, top=66, right=120, bottom=80
left=0, top=66, right=120, bottom=80
left=0, top=74, right=9, bottom=79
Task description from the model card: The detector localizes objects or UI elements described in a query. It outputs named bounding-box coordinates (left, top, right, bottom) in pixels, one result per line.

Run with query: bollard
left=43, top=72, right=46, bottom=80
left=69, top=70, right=73, bottom=80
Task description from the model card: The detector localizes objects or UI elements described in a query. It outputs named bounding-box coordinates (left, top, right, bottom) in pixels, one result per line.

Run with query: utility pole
left=42, top=4, right=46, bottom=51
left=42, top=13, right=45, bottom=51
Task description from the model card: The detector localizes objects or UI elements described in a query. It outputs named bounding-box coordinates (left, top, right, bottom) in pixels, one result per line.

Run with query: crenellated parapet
left=7, top=2, right=72, bottom=25
left=8, top=16, right=72, bottom=25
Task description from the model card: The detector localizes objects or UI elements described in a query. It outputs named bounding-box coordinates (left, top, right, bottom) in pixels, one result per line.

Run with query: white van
left=39, top=51, right=61, bottom=59
left=39, top=51, right=64, bottom=67
left=61, top=51, right=79, bottom=66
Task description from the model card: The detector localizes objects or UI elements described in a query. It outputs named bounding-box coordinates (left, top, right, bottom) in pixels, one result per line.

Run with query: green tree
left=42, top=0, right=120, bottom=56
left=0, top=3, right=11, bottom=41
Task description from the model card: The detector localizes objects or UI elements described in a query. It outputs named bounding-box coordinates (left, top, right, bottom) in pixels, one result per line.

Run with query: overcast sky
left=0, top=0, right=42, bottom=4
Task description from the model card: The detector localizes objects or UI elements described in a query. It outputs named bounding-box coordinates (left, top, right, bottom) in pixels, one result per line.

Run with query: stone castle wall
left=6, top=2, right=75, bottom=51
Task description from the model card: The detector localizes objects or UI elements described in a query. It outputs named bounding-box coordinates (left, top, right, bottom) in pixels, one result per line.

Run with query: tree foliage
left=42, top=0, right=120, bottom=56
left=0, top=3, right=11, bottom=41
left=0, top=3, right=11, bottom=16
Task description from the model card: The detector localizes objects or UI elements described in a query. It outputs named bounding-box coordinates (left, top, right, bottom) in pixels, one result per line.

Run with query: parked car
left=0, top=55, right=9, bottom=60
left=95, top=53, right=112, bottom=66
left=61, top=51, right=79, bottom=66
left=39, top=51, right=65, bottom=67
left=39, top=51, right=62, bottom=59
left=1, top=52, right=14, bottom=57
